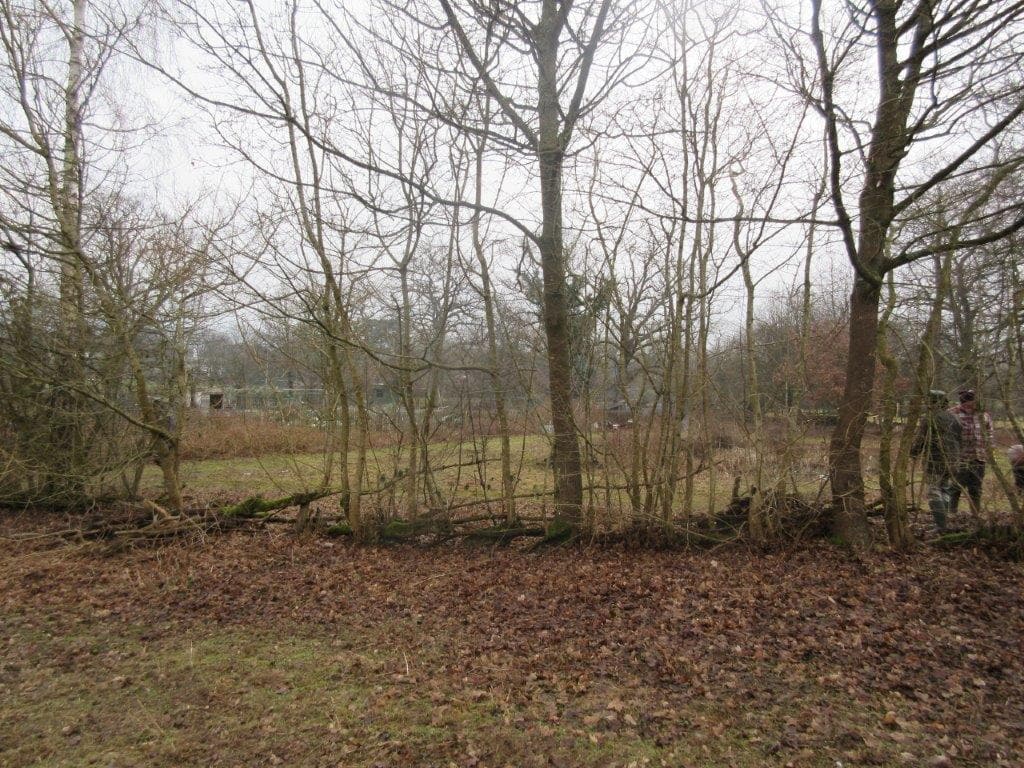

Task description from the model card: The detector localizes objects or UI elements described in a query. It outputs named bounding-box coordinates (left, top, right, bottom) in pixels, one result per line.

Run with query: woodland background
left=2, top=3, right=1024, bottom=765
left=3, top=0, right=1024, bottom=549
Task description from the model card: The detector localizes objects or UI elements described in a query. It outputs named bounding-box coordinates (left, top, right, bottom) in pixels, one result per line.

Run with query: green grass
left=141, top=430, right=838, bottom=522
left=146, top=434, right=556, bottom=499
left=2, top=621, right=476, bottom=767
left=146, top=428, right=1021, bottom=524
left=0, top=621, right=659, bottom=766
left=0, top=616, right=873, bottom=768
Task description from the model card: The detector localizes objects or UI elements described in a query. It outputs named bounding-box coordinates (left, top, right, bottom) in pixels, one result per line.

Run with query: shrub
left=180, top=413, right=327, bottom=460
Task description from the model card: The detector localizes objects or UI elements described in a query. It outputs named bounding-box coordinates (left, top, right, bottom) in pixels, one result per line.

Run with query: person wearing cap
left=911, top=390, right=962, bottom=533
left=948, top=388, right=995, bottom=518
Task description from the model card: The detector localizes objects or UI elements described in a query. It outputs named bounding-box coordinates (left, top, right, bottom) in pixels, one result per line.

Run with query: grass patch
left=144, top=429, right=826, bottom=523
left=142, top=427, right=1022, bottom=531
left=0, top=618, right=775, bottom=768
left=2, top=620, right=484, bottom=767
left=0, top=616, right=886, bottom=768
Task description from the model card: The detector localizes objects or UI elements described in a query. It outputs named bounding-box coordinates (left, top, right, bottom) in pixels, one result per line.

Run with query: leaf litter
left=1, top=514, right=1023, bottom=767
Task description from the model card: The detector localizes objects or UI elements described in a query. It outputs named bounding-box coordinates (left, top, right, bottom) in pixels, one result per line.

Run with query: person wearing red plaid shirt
left=948, top=389, right=994, bottom=519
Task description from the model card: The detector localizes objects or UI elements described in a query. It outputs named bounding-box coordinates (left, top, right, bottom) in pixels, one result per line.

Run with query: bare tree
left=0, top=0, right=175, bottom=505
left=82, top=193, right=216, bottom=512
left=792, top=0, right=1024, bottom=546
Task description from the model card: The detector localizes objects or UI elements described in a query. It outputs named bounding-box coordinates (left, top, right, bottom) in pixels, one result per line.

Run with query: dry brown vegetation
left=179, top=413, right=329, bottom=461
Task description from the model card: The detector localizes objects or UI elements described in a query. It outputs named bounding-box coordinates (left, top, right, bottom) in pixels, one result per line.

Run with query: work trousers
left=950, top=460, right=985, bottom=517
left=926, top=473, right=954, bottom=533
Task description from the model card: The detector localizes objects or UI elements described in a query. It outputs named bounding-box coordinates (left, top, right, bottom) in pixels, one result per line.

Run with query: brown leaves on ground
left=1, top=514, right=1023, bottom=767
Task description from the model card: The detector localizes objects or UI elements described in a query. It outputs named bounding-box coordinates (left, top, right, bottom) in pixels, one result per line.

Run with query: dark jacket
left=911, top=409, right=962, bottom=478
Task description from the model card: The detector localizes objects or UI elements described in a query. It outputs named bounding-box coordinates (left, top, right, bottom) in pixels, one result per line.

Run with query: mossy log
left=220, top=491, right=330, bottom=519
left=379, top=518, right=444, bottom=540
left=932, top=525, right=1024, bottom=558
left=325, top=523, right=353, bottom=537
left=377, top=517, right=548, bottom=544
left=0, top=494, right=125, bottom=512
left=535, top=518, right=578, bottom=547
left=465, top=525, right=545, bottom=544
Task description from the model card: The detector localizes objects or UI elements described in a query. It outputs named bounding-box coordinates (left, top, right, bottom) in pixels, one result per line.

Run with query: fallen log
left=532, top=518, right=578, bottom=549
left=325, top=523, right=353, bottom=537
left=463, top=525, right=546, bottom=544
left=932, top=525, right=1024, bottom=559
left=221, top=490, right=333, bottom=519
left=380, top=518, right=445, bottom=541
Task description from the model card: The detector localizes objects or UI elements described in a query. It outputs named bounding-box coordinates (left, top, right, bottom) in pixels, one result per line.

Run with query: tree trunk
left=156, top=439, right=183, bottom=514
left=470, top=122, right=516, bottom=524
left=51, top=0, right=88, bottom=501
left=59, top=0, right=86, bottom=339
left=741, top=244, right=768, bottom=543
left=343, top=339, right=369, bottom=541
left=537, top=2, right=582, bottom=526
left=537, top=150, right=583, bottom=525
left=828, top=277, right=879, bottom=548
left=876, top=274, right=912, bottom=550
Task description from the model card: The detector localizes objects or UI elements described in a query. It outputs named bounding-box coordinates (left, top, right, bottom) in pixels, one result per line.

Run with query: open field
left=159, top=416, right=838, bottom=497
left=164, top=414, right=845, bottom=513
left=145, top=425, right=1023, bottom=530
left=2, top=515, right=1023, bottom=768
